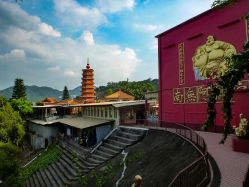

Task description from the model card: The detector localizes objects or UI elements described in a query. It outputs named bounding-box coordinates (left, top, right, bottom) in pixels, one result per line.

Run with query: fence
left=121, top=120, right=210, bottom=187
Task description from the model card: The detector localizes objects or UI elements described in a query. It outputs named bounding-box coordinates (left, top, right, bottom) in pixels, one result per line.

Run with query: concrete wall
left=29, top=123, right=59, bottom=144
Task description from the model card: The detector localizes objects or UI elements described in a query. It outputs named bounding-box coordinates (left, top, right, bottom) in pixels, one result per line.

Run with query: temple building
left=80, top=60, right=95, bottom=103
left=104, top=89, right=135, bottom=102
left=156, top=0, right=249, bottom=131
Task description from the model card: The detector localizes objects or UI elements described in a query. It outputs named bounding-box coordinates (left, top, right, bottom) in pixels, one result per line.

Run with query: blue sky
left=0, top=0, right=213, bottom=90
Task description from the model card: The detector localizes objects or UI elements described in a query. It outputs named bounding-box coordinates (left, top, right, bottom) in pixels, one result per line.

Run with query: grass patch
left=19, top=145, right=62, bottom=185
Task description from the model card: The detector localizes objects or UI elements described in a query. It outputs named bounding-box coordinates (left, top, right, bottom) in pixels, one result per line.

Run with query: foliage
left=0, top=102, right=25, bottom=146
left=19, top=145, right=61, bottom=185
left=211, top=0, right=237, bottom=8
left=0, top=96, right=7, bottom=107
left=62, top=85, right=70, bottom=100
left=0, top=141, right=22, bottom=187
left=123, top=152, right=142, bottom=166
left=204, top=41, right=249, bottom=143
left=10, top=98, right=33, bottom=119
left=12, top=79, right=26, bottom=99
left=105, top=88, right=113, bottom=96
left=96, top=78, right=158, bottom=100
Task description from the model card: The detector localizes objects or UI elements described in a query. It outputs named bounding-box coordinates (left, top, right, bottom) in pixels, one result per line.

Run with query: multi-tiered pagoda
left=80, top=60, right=95, bottom=103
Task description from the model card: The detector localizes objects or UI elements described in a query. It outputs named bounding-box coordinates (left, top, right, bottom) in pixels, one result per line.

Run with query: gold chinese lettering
left=185, top=87, right=197, bottom=103
left=197, top=86, right=208, bottom=103
left=178, top=43, right=185, bottom=85
left=173, top=88, right=184, bottom=104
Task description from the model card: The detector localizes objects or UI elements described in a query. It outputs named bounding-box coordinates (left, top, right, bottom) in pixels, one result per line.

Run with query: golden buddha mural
left=192, top=35, right=236, bottom=80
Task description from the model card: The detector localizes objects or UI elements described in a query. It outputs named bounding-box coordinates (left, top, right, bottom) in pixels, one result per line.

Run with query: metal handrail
left=121, top=119, right=210, bottom=187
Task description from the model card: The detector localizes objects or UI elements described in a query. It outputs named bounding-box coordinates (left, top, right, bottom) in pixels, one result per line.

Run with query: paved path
left=197, top=131, right=249, bottom=187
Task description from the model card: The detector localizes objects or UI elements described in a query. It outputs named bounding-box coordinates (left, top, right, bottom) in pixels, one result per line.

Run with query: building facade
left=156, top=0, right=249, bottom=130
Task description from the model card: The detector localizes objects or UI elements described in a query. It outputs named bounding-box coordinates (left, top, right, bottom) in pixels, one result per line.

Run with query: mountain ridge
left=0, top=79, right=158, bottom=102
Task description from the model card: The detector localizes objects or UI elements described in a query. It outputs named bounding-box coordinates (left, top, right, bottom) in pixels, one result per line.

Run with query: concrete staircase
left=25, top=126, right=147, bottom=187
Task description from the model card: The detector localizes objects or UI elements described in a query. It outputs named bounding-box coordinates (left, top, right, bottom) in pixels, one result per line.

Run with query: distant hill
left=0, top=78, right=158, bottom=102
left=0, top=86, right=62, bottom=102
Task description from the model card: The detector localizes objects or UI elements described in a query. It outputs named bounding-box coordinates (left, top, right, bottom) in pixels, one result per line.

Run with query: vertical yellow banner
left=178, top=43, right=185, bottom=85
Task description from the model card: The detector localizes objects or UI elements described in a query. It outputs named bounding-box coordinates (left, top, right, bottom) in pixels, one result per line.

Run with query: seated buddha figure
left=235, top=114, right=249, bottom=137
left=192, top=35, right=236, bottom=79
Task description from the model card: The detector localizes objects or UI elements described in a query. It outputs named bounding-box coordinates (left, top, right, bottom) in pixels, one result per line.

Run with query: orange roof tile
left=105, top=90, right=134, bottom=101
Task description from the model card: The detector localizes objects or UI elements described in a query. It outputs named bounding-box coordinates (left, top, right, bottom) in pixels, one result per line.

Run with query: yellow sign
left=246, top=17, right=249, bottom=41
left=178, top=43, right=185, bottom=85
left=192, top=35, right=237, bottom=80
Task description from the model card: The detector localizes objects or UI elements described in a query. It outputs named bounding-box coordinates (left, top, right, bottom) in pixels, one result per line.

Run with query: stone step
left=119, top=127, right=147, bottom=136
left=105, top=139, right=129, bottom=148
left=61, top=145, right=87, bottom=164
left=58, top=158, right=78, bottom=178
left=50, top=163, right=70, bottom=186
left=109, top=135, right=136, bottom=145
left=91, top=153, right=109, bottom=161
left=98, top=145, right=119, bottom=155
left=25, top=179, right=30, bottom=187
left=116, top=131, right=141, bottom=140
left=28, top=177, right=33, bottom=187
left=94, top=149, right=114, bottom=158
left=35, top=171, right=46, bottom=187
left=61, top=150, right=93, bottom=169
left=47, top=165, right=64, bottom=187
left=87, top=157, right=105, bottom=165
left=39, top=170, right=52, bottom=187
left=44, top=168, right=59, bottom=187
left=82, top=159, right=99, bottom=167
left=102, top=142, right=123, bottom=152
left=55, top=160, right=78, bottom=181
left=32, top=173, right=40, bottom=187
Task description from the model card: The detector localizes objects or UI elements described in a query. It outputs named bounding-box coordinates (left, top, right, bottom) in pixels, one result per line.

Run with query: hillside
left=96, top=78, right=158, bottom=100
left=0, top=79, right=158, bottom=102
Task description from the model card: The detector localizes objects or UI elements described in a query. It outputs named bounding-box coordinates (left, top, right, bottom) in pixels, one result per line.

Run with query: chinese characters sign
left=246, top=17, right=249, bottom=41
left=173, top=80, right=249, bottom=104
left=173, top=85, right=209, bottom=104
left=178, top=43, right=185, bottom=85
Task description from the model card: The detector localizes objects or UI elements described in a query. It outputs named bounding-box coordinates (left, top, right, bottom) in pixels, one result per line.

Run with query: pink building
left=156, top=0, right=249, bottom=131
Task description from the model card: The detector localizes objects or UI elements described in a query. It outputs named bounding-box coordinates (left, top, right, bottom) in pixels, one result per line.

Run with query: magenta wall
left=157, top=0, right=249, bottom=130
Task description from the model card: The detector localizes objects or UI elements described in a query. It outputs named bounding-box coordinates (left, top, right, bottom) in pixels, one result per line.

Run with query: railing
left=121, top=119, right=210, bottom=187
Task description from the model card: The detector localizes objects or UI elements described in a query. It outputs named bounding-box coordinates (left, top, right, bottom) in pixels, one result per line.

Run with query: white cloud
left=134, top=23, right=165, bottom=33
left=97, top=0, right=135, bottom=13
left=0, top=49, right=26, bottom=62
left=53, top=0, right=107, bottom=31
left=80, top=31, right=95, bottom=46
left=38, top=23, right=61, bottom=37
left=47, top=65, right=61, bottom=72
left=0, top=1, right=141, bottom=90
left=64, top=70, right=77, bottom=77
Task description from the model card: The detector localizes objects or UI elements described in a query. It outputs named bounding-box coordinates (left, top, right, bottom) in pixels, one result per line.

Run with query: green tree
left=0, top=141, right=21, bottom=187
left=62, top=86, right=70, bottom=100
left=0, top=96, right=7, bottom=107
left=12, top=79, right=26, bottom=99
left=211, top=0, right=237, bottom=8
left=0, top=101, right=25, bottom=146
left=10, top=98, right=33, bottom=119
left=105, top=88, right=113, bottom=96
left=204, top=41, right=249, bottom=143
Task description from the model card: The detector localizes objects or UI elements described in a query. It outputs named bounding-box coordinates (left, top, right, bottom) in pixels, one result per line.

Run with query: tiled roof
left=105, top=90, right=134, bottom=100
